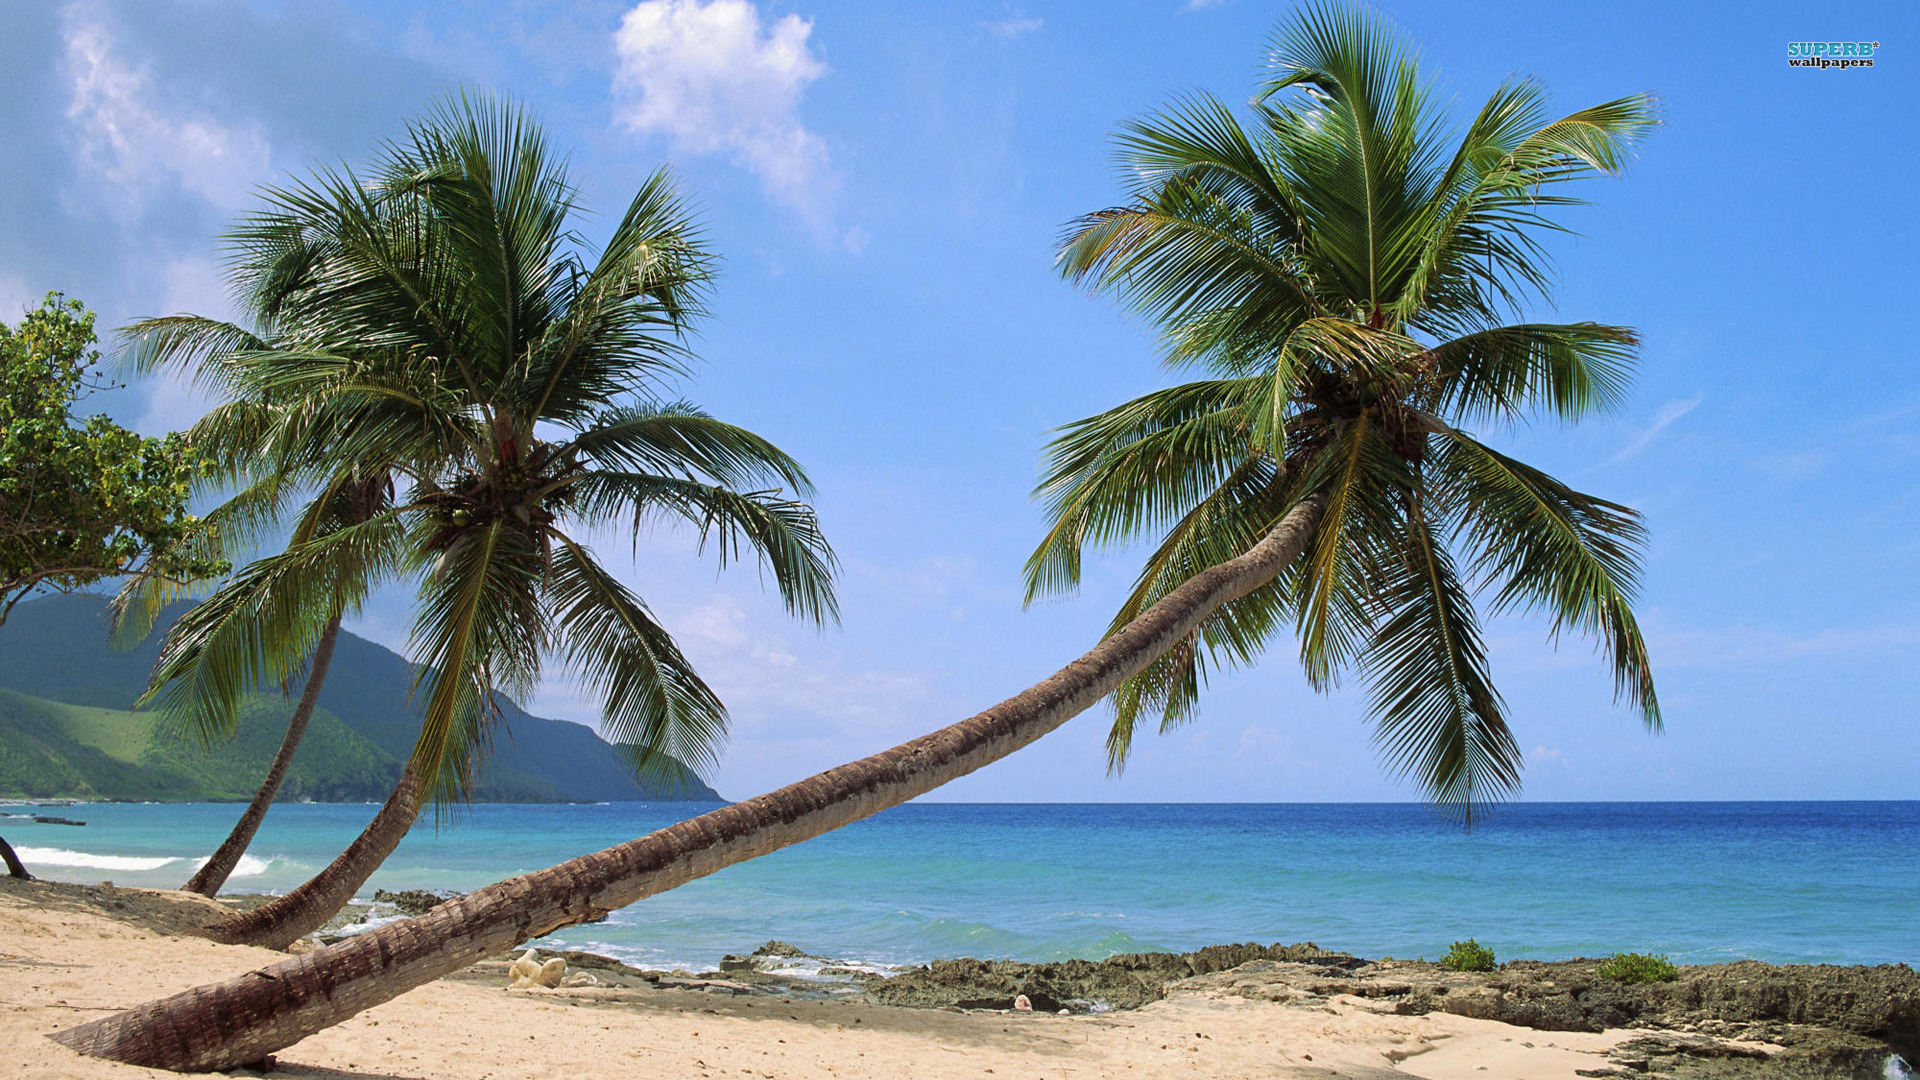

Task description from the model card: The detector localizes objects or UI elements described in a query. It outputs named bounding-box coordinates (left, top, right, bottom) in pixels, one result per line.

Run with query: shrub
left=1597, top=952, right=1679, bottom=984
left=1439, top=938, right=1497, bottom=972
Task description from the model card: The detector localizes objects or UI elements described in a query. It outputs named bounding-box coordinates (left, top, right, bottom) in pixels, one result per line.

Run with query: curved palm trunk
left=199, top=764, right=424, bottom=950
left=1, top=834, right=31, bottom=880
left=184, top=614, right=344, bottom=897
left=51, top=495, right=1325, bottom=1072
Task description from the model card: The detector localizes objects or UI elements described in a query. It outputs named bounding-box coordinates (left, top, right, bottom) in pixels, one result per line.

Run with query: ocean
left=5, top=801, right=1915, bottom=973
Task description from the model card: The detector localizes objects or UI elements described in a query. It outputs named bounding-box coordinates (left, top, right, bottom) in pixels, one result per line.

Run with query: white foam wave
left=16, top=848, right=181, bottom=872
left=181, top=852, right=285, bottom=877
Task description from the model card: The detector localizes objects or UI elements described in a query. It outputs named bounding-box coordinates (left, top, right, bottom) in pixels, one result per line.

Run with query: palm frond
left=546, top=535, right=726, bottom=789
left=407, top=517, right=547, bottom=803
left=1433, top=431, right=1659, bottom=727
left=1358, top=490, right=1519, bottom=820
left=1026, top=377, right=1270, bottom=601
left=568, top=401, right=813, bottom=495
left=1431, top=322, right=1638, bottom=424
left=140, top=509, right=405, bottom=745
left=568, top=472, right=838, bottom=627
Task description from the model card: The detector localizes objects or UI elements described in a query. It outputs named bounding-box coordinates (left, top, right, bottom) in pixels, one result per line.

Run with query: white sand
left=3, top=885, right=1632, bottom=1079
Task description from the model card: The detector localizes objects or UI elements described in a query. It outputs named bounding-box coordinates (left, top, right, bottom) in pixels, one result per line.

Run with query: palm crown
left=129, top=96, right=837, bottom=797
left=1027, top=3, right=1659, bottom=817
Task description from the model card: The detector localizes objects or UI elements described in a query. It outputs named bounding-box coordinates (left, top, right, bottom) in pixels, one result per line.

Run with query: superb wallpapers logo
left=1787, top=41, right=1879, bottom=69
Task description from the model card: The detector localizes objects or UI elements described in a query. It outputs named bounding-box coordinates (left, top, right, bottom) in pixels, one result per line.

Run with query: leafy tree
left=52, top=7, right=1662, bottom=1070
left=0, top=294, right=221, bottom=624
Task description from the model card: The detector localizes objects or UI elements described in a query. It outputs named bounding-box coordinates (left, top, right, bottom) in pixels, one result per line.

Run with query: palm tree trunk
left=199, top=763, right=425, bottom=950
left=184, top=613, right=344, bottom=897
left=0, top=834, right=31, bottom=880
left=51, top=495, right=1325, bottom=1072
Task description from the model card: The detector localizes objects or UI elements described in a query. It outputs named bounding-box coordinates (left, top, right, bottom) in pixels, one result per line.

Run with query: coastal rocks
left=866, top=942, right=1362, bottom=1013
left=1442, top=959, right=1920, bottom=1053
left=1182, top=956, right=1920, bottom=1078
left=372, top=888, right=461, bottom=917
left=719, top=940, right=825, bottom=973
left=1579, top=1031, right=1902, bottom=1080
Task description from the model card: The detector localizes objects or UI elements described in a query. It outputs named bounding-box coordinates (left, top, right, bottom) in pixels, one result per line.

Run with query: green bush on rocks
left=1440, top=939, right=1497, bottom=972
left=1597, top=952, right=1679, bottom=984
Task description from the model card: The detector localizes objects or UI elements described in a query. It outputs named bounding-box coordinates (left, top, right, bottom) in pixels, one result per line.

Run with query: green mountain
left=0, top=687, right=395, bottom=801
left=0, top=594, right=723, bottom=802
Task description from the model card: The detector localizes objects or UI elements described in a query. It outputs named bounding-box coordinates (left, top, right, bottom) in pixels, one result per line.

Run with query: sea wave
left=15, top=848, right=181, bottom=872
left=214, top=853, right=278, bottom=878
left=17, top=848, right=286, bottom=876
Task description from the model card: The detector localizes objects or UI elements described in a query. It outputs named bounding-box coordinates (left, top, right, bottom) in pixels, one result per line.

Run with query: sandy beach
left=2, top=880, right=1657, bottom=1080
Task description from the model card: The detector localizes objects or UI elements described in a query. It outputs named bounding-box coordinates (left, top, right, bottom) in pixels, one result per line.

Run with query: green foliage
left=0, top=294, right=224, bottom=624
left=1440, top=938, right=1497, bottom=972
left=1029, top=1, right=1661, bottom=821
left=1597, top=952, right=1678, bottom=984
left=125, top=95, right=836, bottom=803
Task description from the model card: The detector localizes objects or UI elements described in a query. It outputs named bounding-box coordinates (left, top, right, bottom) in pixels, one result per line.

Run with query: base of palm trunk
left=202, top=766, right=423, bottom=950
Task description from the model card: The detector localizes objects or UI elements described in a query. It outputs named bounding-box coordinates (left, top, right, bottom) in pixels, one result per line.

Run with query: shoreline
left=5, top=878, right=1915, bottom=1079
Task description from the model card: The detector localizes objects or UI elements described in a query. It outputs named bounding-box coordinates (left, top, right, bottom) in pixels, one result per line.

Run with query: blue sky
left=3, top=0, right=1914, bottom=803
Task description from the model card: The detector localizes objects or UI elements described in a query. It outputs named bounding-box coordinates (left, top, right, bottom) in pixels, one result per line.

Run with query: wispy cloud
left=672, top=594, right=935, bottom=738
left=983, top=14, right=1043, bottom=38
left=1600, top=394, right=1704, bottom=468
left=61, top=1, right=271, bottom=218
left=612, top=0, right=833, bottom=222
left=1649, top=623, right=1920, bottom=668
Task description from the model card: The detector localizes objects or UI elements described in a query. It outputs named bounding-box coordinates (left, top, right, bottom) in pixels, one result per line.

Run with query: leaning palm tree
left=53, top=7, right=1659, bottom=1069
left=1026, top=10, right=1659, bottom=811
left=111, top=320, right=401, bottom=898
left=109, top=94, right=837, bottom=949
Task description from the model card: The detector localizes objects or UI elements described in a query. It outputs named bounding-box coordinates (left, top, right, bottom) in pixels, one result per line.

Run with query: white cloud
left=61, top=2, right=272, bottom=217
left=612, top=0, right=833, bottom=218
left=984, top=15, right=1043, bottom=38
left=1599, top=394, right=1703, bottom=468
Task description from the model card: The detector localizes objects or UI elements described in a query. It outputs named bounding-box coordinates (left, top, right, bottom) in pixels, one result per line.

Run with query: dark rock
left=372, top=888, right=460, bottom=917
left=866, top=942, right=1362, bottom=1013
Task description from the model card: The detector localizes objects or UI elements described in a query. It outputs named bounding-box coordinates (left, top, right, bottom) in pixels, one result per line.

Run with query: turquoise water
left=5, top=801, right=1915, bottom=972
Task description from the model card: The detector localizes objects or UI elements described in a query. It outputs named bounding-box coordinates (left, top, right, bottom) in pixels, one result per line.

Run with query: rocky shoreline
left=29, top=880, right=1912, bottom=1080
left=436, top=937, right=1920, bottom=1080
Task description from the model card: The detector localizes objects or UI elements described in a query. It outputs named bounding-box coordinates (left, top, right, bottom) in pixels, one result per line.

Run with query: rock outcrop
left=865, top=942, right=1359, bottom=1012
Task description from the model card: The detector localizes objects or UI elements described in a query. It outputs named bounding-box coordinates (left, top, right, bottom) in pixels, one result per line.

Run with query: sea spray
left=1886, top=1054, right=1915, bottom=1080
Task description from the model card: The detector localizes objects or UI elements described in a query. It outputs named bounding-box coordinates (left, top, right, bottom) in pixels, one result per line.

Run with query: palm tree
left=51, top=8, right=1660, bottom=1069
left=113, top=94, right=838, bottom=948
left=1026, top=5, right=1659, bottom=812
left=110, top=323, right=400, bottom=898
